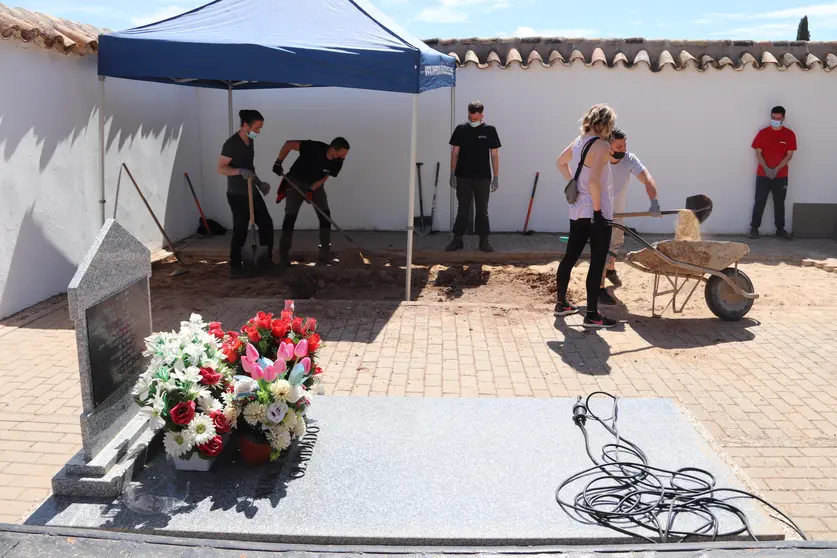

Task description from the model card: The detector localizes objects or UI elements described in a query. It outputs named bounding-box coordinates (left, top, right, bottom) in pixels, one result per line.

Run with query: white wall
left=196, top=63, right=837, bottom=236
left=0, top=41, right=202, bottom=318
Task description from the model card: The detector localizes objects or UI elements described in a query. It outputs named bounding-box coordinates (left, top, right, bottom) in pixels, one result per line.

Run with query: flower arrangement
left=132, top=314, right=236, bottom=465
left=220, top=301, right=323, bottom=461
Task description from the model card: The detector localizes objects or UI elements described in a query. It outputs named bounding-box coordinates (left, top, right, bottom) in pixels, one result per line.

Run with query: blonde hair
left=580, top=104, right=616, bottom=138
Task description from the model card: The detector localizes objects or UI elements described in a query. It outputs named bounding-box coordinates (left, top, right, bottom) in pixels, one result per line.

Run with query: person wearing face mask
left=750, top=105, right=796, bottom=240
left=446, top=101, right=501, bottom=253
left=597, top=127, right=661, bottom=304
left=217, top=109, right=274, bottom=278
left=272, top=137, right=351, bottom=267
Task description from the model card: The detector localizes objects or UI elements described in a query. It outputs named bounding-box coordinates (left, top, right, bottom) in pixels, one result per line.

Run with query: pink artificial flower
left=304, top=318, right=317, bottom=333
left=242, top=343, right=263, bottom=381
left=262, top=359, right=286, bottom=382
left=301, top=357, right=311, bottom=374
left=294, top=339, right=309, bottom=358
left=278, top=342, right=295, bottom=361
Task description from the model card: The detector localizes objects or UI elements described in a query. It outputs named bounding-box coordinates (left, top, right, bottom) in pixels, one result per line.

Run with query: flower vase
left=239, top=435, right=272, bottom=465
left=170, top=434, right=230, bottom=472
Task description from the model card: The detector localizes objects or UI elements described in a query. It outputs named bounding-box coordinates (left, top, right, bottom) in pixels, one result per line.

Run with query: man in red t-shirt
left=750, top=105, right=796, bottom=239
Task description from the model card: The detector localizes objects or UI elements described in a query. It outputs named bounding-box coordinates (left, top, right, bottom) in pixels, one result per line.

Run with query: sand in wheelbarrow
left=675, top=210, right=702, bottom=241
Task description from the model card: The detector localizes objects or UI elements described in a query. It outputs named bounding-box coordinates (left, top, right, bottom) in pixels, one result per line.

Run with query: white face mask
left=770, top=119, right=782, bottom=129
left=468, top=120, right=482, bottom=127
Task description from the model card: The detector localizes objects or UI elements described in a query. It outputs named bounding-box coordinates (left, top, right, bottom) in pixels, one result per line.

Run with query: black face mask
left=611, top=151, right=626, bottom=160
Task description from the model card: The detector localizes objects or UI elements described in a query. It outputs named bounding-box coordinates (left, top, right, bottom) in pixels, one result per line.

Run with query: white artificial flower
left=270, top=380, right=291, bottom=401
left=265, top=401, right=289, bottom=425
left=133, top=372, right=153, bottom=401
left=234, top=377, right=258, bottom=397
left=267, top=426, right=292, bottom=452
left=144, top=395, right=166, bottom=430
left=281, top=409, right=298, bottom=430
left=187, top=414, right=217, bottom=445
left=293, top=415, right=307, bottom=438
left=182, top=344, right=206, bottom=367
left=221, top=392, right=235, bottom=406
left=188, top=386, right=212, bottom=401
left=223, top=404, right=240, bottom=426
left=163, top=429, right=195, bottom=457
left=288, top=384, right=305, bottom=403
left=243, top=402, right=266, bottom=427
left=197, top=395, right=223, bottom=414
left=159, top=376, right=178, bottom=393
left=177, top=366, right=203, bottom=385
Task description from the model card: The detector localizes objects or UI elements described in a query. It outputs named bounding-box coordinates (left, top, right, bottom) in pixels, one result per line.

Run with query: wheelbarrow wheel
left=704, top=267, right=754, bottom=321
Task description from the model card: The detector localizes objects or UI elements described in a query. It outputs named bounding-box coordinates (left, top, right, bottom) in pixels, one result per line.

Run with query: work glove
left=649, top=198, right=661, bottom=217
left=239, top=168, right=256, bottom=180
left=273, top=159, right=284, bottom=177
left=765, top=167, right=777, bottom=179
left=490, top=176, right=499, bottom=193
left=257, top=180, right=271, bottom=196
left=593, top=210, right=610, bottom=229
left=449, top=175, right=457, bottom=189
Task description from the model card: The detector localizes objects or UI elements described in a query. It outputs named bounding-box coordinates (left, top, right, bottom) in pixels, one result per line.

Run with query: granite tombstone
left=52, top=219, right=156, bottom=498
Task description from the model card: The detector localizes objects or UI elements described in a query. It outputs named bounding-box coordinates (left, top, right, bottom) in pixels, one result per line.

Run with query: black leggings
left=556, top=217, right=613, bottom=315
left=227, top=190, right=274, bottom=268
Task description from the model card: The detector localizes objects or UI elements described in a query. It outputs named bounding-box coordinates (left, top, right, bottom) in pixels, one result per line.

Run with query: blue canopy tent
left=96, top=0, right=456, bottom=300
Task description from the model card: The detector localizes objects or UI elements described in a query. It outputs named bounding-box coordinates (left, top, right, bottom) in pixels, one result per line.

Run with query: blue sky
left=19, top=0, right=837, bottom=40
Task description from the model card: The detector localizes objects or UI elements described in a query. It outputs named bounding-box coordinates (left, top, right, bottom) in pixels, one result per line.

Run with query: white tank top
left=568, top=134, right=614, bottom=221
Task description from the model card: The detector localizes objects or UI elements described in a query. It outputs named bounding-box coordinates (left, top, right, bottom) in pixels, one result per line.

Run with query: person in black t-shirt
left=446, top=101, right=501, bottom=253
left=272, top=137, right=350, bottom=266
left=217, top=109, right=274, bottom=278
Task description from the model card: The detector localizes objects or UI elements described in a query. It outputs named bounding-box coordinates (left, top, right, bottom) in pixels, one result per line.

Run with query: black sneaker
left=582, top=312, right=618, bottom=329
left=606, top=269, right=622, bottom=287
left=479, top=238, right=494, bottom=252
left=554, top=300, right=579, bottom=317
left=598, top=288, right=617, bottom=306
left=445, top=237, right=464, bottom=252
left=776, top=229, right=793, bottom=240
left=749, top=228, right=759, bottom=239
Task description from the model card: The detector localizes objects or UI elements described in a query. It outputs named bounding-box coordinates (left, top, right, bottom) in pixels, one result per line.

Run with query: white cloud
left=510, top=26, right=598, bottom=37
left=131, top=5, right=187, bottom=27
left=415, top=0, right=509, bottom=24
left=709, top=23, right=798, bottom=39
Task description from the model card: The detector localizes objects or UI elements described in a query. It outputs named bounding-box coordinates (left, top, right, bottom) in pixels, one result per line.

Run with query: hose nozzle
left=572, top=396, right=587, bottom=426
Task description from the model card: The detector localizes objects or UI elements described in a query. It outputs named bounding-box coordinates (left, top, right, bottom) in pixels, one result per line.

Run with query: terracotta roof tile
left=0, top=3, right=108, bottom=56
left=425, top=37, right=837, bottom=72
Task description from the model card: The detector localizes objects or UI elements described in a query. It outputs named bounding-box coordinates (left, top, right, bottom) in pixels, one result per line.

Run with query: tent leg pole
left=228, top=84, right=234, bottom=135
left=449, top=86, right=455, bottom=232
left=405, top=94, right=419, bottom=302
left=98, top=76, right=106, bottom=227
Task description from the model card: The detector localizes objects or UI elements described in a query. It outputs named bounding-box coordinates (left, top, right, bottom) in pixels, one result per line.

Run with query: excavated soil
left=150, top=256, right=837, bottom=318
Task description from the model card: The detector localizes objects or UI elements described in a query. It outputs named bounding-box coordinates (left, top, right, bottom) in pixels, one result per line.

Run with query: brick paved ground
left=1, top=295, right=836, bottom=539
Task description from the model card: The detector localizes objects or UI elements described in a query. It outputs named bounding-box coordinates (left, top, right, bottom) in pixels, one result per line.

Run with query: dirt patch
left=675, top=210, right=702, bottom=241
left=151, top=257, right=837, bottom=316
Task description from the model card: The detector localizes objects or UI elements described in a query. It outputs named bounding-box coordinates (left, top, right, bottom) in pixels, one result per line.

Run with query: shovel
left=242, top=176, right=270, bottom=273
left=414, top=162, right=433, bottom=234
left=614, top=194, right=713, bottom=224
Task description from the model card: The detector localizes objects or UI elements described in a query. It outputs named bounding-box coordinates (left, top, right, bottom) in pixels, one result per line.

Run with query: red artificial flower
left=210, top=409, right=232, bottom=434
left=197, top=435, right=224, bottom=458
left=292, top=317, right=304, bottom=335
left=271, top=320, right=290, bottom=339
left=209, top=321, right=222, bottom=331
left=170, top=401, right=196, bottom=425
left=244, top=325, right=261, bottom=343
left=223, top=349, right=238, bottom=363
left=227, top=331, right=240, bottom=340
left=304, top=318, right=317, bottom=333
left=314, top=365, right=323, bottom=376
left=282, top=337, right=294, bottom=346
left=199, top=367, right=222, bottom=386
left=255, top=311, right=273, bottom=330
left=281, top=310, right=293, bottom=321
left=307, top=333, right=321, bottom=353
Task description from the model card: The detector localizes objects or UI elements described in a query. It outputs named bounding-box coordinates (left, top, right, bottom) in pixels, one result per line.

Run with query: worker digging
left=599, top=127, right=662, bottom=305
left=217, top=109, right=275, bottom=278
left=446, top=100, right=501, bottom=253
left=273, top=137, right=351, bottom=269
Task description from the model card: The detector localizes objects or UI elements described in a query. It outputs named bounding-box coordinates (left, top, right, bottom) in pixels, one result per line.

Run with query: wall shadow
left=0, top=208, right=75, bottom=319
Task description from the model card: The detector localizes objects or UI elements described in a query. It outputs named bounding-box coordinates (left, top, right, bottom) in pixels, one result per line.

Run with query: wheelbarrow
left=613, top=195, right=758, bottom=321
left=559, top=195, right=759, bottom=321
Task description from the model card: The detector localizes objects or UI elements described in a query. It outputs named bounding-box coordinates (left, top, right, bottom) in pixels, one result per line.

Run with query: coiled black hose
left=556, top=391, right=807, bottom=543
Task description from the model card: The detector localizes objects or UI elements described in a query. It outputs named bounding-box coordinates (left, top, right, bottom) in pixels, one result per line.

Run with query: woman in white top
left=554, top=104, right=618, bottom=329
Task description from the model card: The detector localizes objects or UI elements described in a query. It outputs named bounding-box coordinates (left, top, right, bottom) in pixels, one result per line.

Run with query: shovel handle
left=247, top=176, right=256, bottom=226
left=614, top=210, right=683, bottom=218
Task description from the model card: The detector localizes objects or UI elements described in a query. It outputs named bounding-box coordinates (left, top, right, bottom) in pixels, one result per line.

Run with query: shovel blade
left=242, top=227, right=270, bottom=271
left=685, top=195, right=713, bottom=224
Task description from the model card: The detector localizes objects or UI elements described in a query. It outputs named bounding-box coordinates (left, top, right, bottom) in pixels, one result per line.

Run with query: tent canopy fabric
left=97, top=0, right=456, bottom=94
